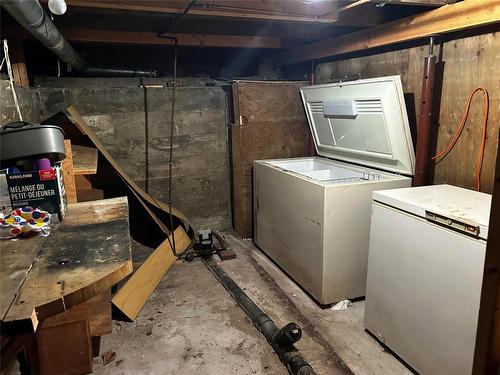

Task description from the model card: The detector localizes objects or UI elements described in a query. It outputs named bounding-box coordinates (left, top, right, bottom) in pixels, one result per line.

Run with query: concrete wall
left=32, top=77, right=231, bottom=230
left=0, top=80, right=39, bottom=124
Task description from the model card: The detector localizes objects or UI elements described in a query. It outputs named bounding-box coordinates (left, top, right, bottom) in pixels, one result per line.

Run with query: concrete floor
left=93, top=233, right=411, bottom=375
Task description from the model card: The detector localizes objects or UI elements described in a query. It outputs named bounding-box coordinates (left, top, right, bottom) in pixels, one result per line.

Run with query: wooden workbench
left=0, top=197, right=133, bottom=332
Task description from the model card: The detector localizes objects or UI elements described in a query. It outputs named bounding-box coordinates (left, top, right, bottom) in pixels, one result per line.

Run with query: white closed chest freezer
left=253, top=75, right=415, bottom=304
left=365, top=184, right=491, bottom=374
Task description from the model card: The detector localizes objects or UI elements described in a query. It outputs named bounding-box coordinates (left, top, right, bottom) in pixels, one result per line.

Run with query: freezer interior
left=265, top=158, right=397, bottom=184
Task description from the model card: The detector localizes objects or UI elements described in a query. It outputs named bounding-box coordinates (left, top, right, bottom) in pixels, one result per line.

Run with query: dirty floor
left=93, top=232, right=411, bottom=375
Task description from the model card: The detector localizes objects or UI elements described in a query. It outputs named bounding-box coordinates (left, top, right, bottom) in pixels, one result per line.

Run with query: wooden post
left=8, top=38, right=29, bottom=88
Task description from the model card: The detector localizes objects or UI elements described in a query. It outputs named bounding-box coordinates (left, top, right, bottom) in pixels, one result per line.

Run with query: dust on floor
left=94, top=232, right=410, bottom=375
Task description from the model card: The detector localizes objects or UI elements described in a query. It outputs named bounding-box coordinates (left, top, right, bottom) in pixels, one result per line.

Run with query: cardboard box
left=6, top=164, right=67, bottom=220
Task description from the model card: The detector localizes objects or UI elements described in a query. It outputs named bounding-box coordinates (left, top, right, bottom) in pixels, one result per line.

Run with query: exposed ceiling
left=0, top=0, right=460, bottom=77
left=33, top=0, right=456, bottom=48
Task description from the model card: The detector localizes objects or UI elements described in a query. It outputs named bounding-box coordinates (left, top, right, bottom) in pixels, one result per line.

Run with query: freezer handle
left=425, top=210, right=480, bottom=236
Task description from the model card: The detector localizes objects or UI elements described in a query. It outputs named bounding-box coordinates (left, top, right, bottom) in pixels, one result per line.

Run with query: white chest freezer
left=365, top=184, right=492, bottom=374
left=253, top=75, right=415, bottom=304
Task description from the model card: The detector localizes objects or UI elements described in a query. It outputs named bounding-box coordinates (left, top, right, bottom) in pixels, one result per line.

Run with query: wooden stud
left=8, top=38, right=29, bottom=88
left=275, top=0, right=500, bottom=65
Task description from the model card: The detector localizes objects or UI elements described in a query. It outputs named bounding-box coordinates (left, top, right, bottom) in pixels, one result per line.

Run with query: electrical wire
left=2, top=40, right=23, bottom=121
left=430, top=87, right=489, bottom=192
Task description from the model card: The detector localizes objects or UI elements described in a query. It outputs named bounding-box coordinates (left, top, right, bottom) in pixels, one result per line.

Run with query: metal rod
left=168, top=39, right=178, bottom=255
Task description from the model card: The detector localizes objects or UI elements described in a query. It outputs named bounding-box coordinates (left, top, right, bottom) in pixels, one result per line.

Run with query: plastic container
left=0, top=121, right=66, bottom=169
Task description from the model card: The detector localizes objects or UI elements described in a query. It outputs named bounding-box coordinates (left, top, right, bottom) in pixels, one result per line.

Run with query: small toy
left=0, top=207, right=51, bottom=239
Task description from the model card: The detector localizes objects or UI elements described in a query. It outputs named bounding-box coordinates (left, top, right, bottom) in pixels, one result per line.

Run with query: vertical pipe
left=414, top=37, right=437, bottom=186
left=308, top=61, right=317, bottom=156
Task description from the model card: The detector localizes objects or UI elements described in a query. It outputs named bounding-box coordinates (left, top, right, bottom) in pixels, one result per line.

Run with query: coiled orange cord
left=430, top=88, right=489, bottom=192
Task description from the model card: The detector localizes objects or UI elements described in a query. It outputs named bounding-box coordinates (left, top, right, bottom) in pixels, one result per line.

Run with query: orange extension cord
left=430, top=87, right=489, bottom=192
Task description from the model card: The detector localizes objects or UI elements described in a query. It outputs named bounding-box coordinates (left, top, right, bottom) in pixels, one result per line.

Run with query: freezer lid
left=373, top=184, right=491, bottom=240
left=300, top=75, right=415, bottom=176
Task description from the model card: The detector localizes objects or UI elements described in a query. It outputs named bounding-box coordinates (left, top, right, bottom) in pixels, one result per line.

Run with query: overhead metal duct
left=1, top=0, right=156, bottom=77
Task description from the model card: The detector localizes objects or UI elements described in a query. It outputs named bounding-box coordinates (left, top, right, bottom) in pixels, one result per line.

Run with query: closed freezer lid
left=373, top=184, right=492, bottom=240
left=300, top=75, right=415, bottom=176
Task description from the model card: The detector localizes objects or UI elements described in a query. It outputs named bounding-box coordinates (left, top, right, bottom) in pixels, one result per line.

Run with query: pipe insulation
left=2, top=0, right=86, bottom=71
left=1, top=0, right=156, bottom=77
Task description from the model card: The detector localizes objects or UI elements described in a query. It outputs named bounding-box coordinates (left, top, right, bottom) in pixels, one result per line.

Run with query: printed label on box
left=39, top=169, right=56, bottom=181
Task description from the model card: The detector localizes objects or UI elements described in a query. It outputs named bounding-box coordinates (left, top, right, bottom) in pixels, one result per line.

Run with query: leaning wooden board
left=0, top=197, right=132, bottom=331
left=42, top=107, right=195, bottom=321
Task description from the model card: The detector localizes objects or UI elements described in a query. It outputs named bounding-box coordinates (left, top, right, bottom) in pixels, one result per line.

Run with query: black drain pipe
left=202, top=257, right=316, bottom=375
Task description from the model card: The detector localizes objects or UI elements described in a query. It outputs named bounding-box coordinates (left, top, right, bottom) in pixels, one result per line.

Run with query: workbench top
left=0, top=197, right=133, bottom=332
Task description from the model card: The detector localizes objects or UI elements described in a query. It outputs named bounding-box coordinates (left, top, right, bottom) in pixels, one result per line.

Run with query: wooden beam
left=275, top=0, right=500, bottom=65
left=65, top=0, right=339, bottom=23
left=13, top=27, right=281, bottom=49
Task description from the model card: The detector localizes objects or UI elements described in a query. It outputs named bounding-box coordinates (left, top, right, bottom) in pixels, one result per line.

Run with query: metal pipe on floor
left=202, top=256, right=316, bottom=375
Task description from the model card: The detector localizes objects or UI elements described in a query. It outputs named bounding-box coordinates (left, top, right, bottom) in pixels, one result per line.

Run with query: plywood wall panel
left=231, top=81, right=309, bottom=237
left=316, top=32, right=500, bottom=193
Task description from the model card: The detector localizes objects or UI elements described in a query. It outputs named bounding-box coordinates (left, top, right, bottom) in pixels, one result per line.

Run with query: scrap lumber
left=72, top=144, right=98, bottom=175
left=63, top=106, right=193, bottom=238
left=42, top=107, right=195, bottom=321
left=62, top=140, right=78, bottom=203
left=111, top=227, right=191, bottom=320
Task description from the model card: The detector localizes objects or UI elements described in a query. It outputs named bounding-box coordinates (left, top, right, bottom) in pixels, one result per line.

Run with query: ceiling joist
left=65, top=0, right=342, bottom=24
left=11, top=27, right=281, bottom=49
left=275, top=0, right=500, bottom=65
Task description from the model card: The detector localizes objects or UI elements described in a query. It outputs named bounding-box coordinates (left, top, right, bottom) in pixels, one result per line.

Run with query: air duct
left=1, top=0, right=156, bottom=77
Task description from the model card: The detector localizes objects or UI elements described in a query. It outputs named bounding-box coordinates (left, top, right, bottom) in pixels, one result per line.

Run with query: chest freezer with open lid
left=253, top=75, right=415, bottom=304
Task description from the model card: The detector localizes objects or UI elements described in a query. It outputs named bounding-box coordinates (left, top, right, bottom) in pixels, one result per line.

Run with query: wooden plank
left=473, top=135, right=500, bottom=374
left=62, top=140, right=78, bottom=204
left=7, top=26, right=280, bottom=49
left=64, top=0, right=340, bottom=23
left=111, top=226, right=191, bottom=321
left=40, top=292, right=111, bottom=337
left=72, top=145, right=98, bottom=175
left=0, top=234, right=47, bottom=323
left=430, top=33, right=500, bottom=193
left=275, top=0, right=500, bottom=65
left=62, top=107, right=193, bottom=234
left=8, top=38, right=29, bottom=88
left=2, top=197, right=132, bottom=331
left=87, top=291, right=112, bottom=337
left=231, top=81, right=310, bottom=237
left=37, top=318, right=92, bottom=375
